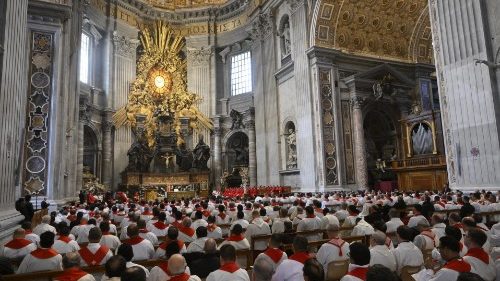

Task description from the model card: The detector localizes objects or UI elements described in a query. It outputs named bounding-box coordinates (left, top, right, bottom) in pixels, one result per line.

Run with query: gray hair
left=253, top=257, right=274, bottom=281
left=42, top=215, right=51, bottom=224
left=63, top=252, right=81, bottom=269
left=372, top=231, right=387, bottom=246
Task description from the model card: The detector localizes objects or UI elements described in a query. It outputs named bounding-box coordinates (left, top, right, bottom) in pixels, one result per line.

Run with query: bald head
left=13, top=228, right=26, bottom=239
left=204, top=238, right=217, bottom=253
left=168, top=254, right=186, bottom=275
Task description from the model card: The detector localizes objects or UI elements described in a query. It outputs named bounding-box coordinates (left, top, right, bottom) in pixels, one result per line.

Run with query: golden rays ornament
left=113, top=21, right=213, bottom=147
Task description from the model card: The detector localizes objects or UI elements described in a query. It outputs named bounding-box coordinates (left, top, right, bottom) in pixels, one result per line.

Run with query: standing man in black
left=79, top=190, right=85, bottom=204
left=23, top=194, right=34, bottom=223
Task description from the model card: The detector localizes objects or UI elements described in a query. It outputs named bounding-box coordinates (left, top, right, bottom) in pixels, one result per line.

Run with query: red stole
left=459, top=242, right=464, bottom=251
left=125, top=236, right=145, bottom=245
left=421, top=230, right=436, bottom=247
left=466, top=248, right=490, bottom=264
left=306, top=214, right=316, bottom=218
left=142, top=211, right=152, bottom=216
left=78, top=245, right=109, bottom=266
left=169, top=273, right=190, bottom=281
left=218, top=213, right=227, bottom=220
left=227, top=234, right=245, bottom=242
left=139, top=228, right=149, bottom=234
left=55, top=268, right=89, bottom=281
left=443, top=258, right=471, bottom=273
left=219, top=261, right=240, bottom=273
left=5, top=238, right=32, bottom=249
left=158, top=262, right=171, bottom=275
left=159, top=240, right=185, bottom=250
left=153, top=221, right=168, bottom=230
left=328, top=238, right=346, bottom=256
left=289, top=252, right=311, bottom=264
left=202, top=210, right=211, bottom=218
left=31, top=248, right=59, bottom=259
left=58, top=236, right=72, bottom=243
left=264, top=247, right=284, bottom=263
left=177, top=225, right=195, bottom=237
left=347, top=267, right=368, bottom=280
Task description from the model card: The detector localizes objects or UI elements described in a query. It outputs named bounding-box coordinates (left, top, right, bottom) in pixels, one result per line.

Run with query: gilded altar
left=121, top=171, right=210, bottom=198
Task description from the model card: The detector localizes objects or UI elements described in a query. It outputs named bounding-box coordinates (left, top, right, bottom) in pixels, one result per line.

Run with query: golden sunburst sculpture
left=113, top=21, right=213, bottom=147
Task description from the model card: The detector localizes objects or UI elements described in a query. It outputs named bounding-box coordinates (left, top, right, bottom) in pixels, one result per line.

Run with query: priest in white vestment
left=317, top=224, right=350, bottom=276
left=391, top=225, right=424, bottom=275
left=0, top=228, right=36, bottom=260
left=206, top=244, right=250, bottom=281
left=463, top=229, right=496, bottom=281
left=17, top=231, right=63, bottom=273
left=369, top=231, right=396, bottom=272
left=245, top=210, right=271, bottom=251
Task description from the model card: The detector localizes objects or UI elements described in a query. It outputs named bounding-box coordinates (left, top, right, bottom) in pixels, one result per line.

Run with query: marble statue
left=230, top=109, right=244, bottom=130
left=281, top=23, right=291, bottom=56
left=412, top=123, right=433, bottom=155
left=287, top=128, right=297, bottom=169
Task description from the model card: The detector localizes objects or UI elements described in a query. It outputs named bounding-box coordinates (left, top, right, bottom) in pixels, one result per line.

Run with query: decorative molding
left=249, top=11, right=273, bottom=42
left=286, top=0, right=305, bottom=14
left=112, top=32, right=139, bottom=58
left=429, top=0, right=455, bottom=183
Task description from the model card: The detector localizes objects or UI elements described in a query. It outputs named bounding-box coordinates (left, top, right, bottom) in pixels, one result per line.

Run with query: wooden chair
left=400, top=265, right=422, bottom=281
left=325, top=259, right=349, bottom=281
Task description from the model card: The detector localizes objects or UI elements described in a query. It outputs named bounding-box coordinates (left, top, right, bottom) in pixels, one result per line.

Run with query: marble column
left=213, top=126, right=222, bottom=191
left=350, top=96, right=368, bottom=190
left=78, top=95, right=91, bottom=193
left=102, top=110, right=113, bottom=187
left=245, top=109, right=257, bottom=186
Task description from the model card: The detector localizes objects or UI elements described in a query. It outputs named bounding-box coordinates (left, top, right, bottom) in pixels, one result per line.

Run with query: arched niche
left=83, top=125, right=101, bottom=178
left=223, top=131, right=249, bottom=173
left=363, top=109, right=398, bottom=169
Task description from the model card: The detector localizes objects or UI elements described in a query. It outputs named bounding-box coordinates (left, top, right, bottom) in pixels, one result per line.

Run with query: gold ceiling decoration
left=141, top=0, right=229, bottom=10
left=113, top=21, right=213, bottom=147
left=314, top=0, right=433, bottom=64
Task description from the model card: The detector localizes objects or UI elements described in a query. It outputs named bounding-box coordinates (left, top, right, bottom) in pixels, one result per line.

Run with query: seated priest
left=54, top=252, right=95, bottom=281
left=156, top=226, right=187, bottom=258
left=206, top=244, right=250, bottom=281
left=17, top=231, right=63, bottom=273
left=0, top=228, right=36, bottom=261
left=78, top=227, right=113, bottom=267
left=123, top=223, right=155, bottom=261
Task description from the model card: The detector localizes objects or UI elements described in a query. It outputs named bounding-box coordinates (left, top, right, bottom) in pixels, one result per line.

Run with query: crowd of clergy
left=1, top=189, right=500, bottom=281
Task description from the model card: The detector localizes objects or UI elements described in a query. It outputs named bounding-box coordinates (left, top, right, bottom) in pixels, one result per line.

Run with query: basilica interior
left=0, top=0, right=499, bottom=242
